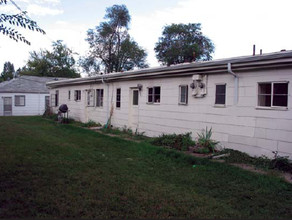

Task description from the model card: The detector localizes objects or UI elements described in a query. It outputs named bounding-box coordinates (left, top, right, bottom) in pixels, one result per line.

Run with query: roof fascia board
left=47, top=55, right=292, bottom=88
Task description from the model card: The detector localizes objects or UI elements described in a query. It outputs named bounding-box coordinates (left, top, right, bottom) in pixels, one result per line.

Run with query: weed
left=81, top=120, right=101, bottom=128
left=150, top=132, right=195, bottom=151
left=194, top=127, right=218, bottom=153
left=219, top=149, right=292, bottom=173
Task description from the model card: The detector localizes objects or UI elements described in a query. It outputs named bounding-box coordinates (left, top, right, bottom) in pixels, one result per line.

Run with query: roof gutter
left=227, top=63, right=238, bottom=105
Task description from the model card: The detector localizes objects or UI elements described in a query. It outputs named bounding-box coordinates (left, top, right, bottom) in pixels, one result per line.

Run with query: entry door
left=3, top=97, right=12, bottom=116
left=45, top=96, right=50, bottom=110
left=128, top=89, right=139, bottom=130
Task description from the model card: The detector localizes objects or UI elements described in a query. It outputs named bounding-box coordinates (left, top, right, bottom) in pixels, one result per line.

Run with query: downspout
left=38, top=92, right=41, bottom=115
left=227, top=63, right=238, bottom=105
left=101, top=76, right=109, bottom=122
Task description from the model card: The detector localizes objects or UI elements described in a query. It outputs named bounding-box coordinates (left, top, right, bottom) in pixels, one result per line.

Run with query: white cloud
left=35, top=0, right=60, bottom=5
left=26, top=4, right=63, bottom=16
left=0, top=4, right=19, bottom=14
left=55, top=20, right=68, bottom=25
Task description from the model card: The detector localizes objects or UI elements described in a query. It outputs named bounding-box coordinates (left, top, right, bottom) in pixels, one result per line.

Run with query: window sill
left=178, top=103, right=188, bottom=106
left=147, top=102, right=160, bottom=105
left=255, top=106, right=288, bottom=111
left=214, top=104, right=226, bottom=108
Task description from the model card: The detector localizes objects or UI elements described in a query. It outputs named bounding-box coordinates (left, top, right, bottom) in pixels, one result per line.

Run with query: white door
left=128, top=89, right=139, bottom=131
left=3, top=97, right=12, bottom=116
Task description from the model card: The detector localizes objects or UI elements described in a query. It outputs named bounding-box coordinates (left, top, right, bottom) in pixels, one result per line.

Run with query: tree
left=21, top=40, right=80, bottom=78
left=0, top=0, right=45, bottom=45
left=0, top=61, right=15, bottom=81
left=78, top=56, right=100, bottom=77
left=154, top=23, right=215, bottom=66
left=84, top=4, right=148, bottom=74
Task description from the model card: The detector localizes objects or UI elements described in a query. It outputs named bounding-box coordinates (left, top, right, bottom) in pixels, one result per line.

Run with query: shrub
left=150, top=132, right=195, bottom=151
left=219, top=149, right=292, bottom=173
left=270, top=153, right=292, bottom=173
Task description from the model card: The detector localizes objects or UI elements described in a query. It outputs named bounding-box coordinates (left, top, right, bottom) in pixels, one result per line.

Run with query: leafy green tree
left=154, top=23, right=215, bottom=66
left=84, top=4, right=148, bottom=74
left=0, top=0, right=45, bottom=45
left=0, top=61, right=15, bottom=81
left=21, top=40, right=80, bottom=78
left=78, top=56, right=100, bottom=77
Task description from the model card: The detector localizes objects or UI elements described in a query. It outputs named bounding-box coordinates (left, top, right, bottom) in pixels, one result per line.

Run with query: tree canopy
left=154, top=23, right=215, bottom=66
left=0, top=61, right=15, bottom=82
left=20, top=40, right=80, bottom=78
left=0, top=0, right=45, bottom=45
left=84, top=4, right=148, bottom=75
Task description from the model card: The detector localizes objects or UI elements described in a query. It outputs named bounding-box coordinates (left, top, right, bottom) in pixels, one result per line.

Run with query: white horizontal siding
left=0, top=93, right=49, bottom=116
left=49, top=68, right=292, bottom=159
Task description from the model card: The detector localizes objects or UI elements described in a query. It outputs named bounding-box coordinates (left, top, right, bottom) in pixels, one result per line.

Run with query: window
left=116, top=88, right=121, bottom=108
left=74, top=90, right=81, bottom=101
left=179, top=85, right=188, bottom=104
left=87, top=90, right=95, bottom=106
left=96, top=89, right=104, bottom=107
left=133, top=90, right=139, bottom=106
left=148, top=86, right=160, bottom=103
left=55, top=90, right=59, bottom=106
left=258, top=82, right=288, bottom=108
left=68, top=90, right=71, bottom=100
left=215, top=84, right=226, bottom=105
left=15, top=95, right=25, bottom=106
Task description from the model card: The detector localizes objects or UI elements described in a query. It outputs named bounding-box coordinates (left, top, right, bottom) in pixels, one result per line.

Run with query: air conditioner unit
left=192, top=74, right=201, bottom=81
left=191, top=74, right=207, bottom=98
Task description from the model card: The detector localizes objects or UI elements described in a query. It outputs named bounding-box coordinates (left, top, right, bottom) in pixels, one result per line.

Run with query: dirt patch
left=230, top=163, right=292, bottom=184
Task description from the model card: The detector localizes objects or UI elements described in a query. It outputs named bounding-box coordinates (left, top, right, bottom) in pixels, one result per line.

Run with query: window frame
left=74, top=90, right=81, bottom=101
left=147, top=86, right=161, bottom=104
left=214, top=84, right=226, bottom=106
left=87, top=89, right=95, bottom=107
left=257, top=81, right=289, bottom=109
left=132, top=89, right=139, bottom=106
left=96, top=89, right=104, bottom=107
left=179, top=85, right=188, bottom=105
left=15, top=95, right=25, bottom=106
left=55, top=90, right=59, bottom=107
left=116, top=88, right=121, bottom=108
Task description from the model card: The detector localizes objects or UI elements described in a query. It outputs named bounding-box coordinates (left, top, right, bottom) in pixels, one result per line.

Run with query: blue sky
left=1, top=0, right=292, bottom=75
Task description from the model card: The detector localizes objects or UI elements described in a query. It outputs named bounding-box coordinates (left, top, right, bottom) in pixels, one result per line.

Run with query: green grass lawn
left=0, top=116, right=291, bottom=219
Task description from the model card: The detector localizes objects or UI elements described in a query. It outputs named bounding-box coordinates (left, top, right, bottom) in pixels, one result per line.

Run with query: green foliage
left=20, top=40, right=80, bottom=78
left=85, top=4, right=148, bottom=74
left=150, top=132, right=195, bottom=151
left=81, top=120, right=101, bottom=128
left=154, top=23, right=214, bottom=66
left=195, top=127, right=219, bottom=153
left=0, top=61, right=14, bottom=81
left=0, top=1, right=45, bottom=45
left=220, top=149, right=292, bottom=173
left=270, top=156, right=292, bottom=172
left=42, top=111, right=58, bottom=121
